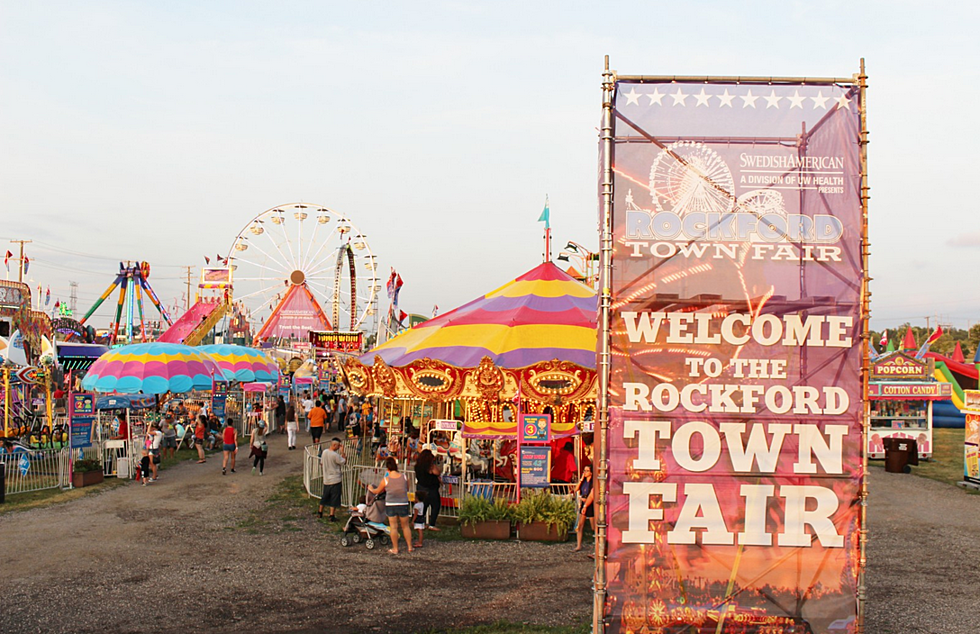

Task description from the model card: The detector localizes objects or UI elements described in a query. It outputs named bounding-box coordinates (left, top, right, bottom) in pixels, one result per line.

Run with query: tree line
left=869, top=323, right=980, bottom=361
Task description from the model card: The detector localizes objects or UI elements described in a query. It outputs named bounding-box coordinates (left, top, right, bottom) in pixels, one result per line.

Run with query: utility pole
left=69, top=281, right=79, bottom=315
left=9, top=239, right=32, bottom=283
left=181, top=266, right=194, bottom=311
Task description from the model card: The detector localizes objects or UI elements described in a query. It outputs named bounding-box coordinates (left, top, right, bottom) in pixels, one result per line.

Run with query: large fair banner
left=602, top=78, right=865, bottom=633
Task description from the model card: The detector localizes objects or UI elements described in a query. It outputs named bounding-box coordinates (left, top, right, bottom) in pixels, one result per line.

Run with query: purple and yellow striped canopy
left=361, top=262, right=597, bottom=369
left=199, top=344, right=280, bottom=383
left=82, top=342, right=223, bottom=394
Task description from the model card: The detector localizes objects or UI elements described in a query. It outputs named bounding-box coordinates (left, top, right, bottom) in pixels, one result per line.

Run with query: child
left=139, top=450, right=152, bottom=485
left=352, top=495, right=367, bottom=517
left=412, top=490, right=427, bottom=548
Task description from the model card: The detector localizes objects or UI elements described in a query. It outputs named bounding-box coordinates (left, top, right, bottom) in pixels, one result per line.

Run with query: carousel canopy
left=360, top=262, right=596, bottom=369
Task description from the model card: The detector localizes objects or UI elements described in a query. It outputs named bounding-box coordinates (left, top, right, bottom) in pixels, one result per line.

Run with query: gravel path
left=3, top=438, right=979, bottom=633
left=0, top=433, right=592, bottom=634
left=864, top=467, right=980, bottom=634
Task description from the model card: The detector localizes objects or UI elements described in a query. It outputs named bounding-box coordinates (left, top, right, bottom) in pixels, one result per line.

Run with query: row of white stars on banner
left=620, top=87, right=851, bottom=110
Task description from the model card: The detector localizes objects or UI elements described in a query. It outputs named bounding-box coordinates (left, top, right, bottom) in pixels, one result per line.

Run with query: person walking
left=145, top=423, right=163, bottom=481
left=161, top=413, right=178, bottom=461
left=317, top=438, right=346, bottom=520
left=301, top=391, right=314, bottom=432
left=194, top=415, right=207, bottom=463
left=369, top=457, right=413, bottom=554
left=250, top=421, right=268, bottom=475
left=574, top=465, right=595, bottom=552
left=285, top=398, right=299, bottom=450
left=275, top=396, right=286, bottom=435
left=221, top=419, right=238, bottom=475
left=308, top=399, right=327, bottom=445
left=414, top=449, right=442, bottom=531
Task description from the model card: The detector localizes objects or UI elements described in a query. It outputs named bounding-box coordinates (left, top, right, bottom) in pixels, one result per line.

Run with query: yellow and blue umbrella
left=198, top=344, right=280, bottom=383
left=82, top=342, right=223, bottom=394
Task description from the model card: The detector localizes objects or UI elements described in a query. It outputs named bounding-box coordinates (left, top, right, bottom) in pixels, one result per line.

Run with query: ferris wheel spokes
left=228, top=202, right=378, bottom=339
left=237, top=238, right=291, bottom=273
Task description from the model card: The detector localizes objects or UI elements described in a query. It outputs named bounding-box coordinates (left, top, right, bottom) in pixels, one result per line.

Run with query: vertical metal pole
left=857, top=57, right=870, bottom=634
left=593, top=54, right=615, bottom=634
left=3, top=367, right=9, bottom=438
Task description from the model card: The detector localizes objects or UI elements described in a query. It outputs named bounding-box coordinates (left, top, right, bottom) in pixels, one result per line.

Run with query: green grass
left=0, top=476, right=129, bottom=515
left=421, top=620, right=590, bottom=634
left=0, top=445, right=209, bottom=515
left=915, top=427, right=967, bottom=487
left=230, top=475, right=322, bottom=533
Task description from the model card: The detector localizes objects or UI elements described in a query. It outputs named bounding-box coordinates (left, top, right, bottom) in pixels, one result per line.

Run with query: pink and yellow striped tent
left=360, top=262, right=596, bottom=370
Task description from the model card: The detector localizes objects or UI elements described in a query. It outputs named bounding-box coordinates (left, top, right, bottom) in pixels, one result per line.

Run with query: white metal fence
left=1, top=447, right=78, bottom=496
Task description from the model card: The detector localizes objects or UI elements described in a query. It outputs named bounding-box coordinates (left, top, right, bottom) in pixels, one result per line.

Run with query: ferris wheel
left=227, top=203, right=381, bottom=334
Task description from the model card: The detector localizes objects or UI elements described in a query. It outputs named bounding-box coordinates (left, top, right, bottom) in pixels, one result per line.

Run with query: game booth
left=868, top=351, right=951, bottom=459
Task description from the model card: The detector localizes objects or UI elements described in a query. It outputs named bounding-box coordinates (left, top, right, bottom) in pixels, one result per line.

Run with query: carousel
left=343, top=262, right=598, bottom=497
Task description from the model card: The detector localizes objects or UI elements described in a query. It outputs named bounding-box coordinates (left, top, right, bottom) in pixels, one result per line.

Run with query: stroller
left=340, top=490, right=391, bottom=550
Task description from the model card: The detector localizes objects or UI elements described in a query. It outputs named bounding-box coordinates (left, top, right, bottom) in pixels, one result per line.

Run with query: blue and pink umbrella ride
left=82, top=343, right=279, bottom=394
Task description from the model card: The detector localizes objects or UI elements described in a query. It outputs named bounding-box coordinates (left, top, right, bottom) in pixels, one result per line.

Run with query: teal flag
left=538, top=197, right=550, bottom=229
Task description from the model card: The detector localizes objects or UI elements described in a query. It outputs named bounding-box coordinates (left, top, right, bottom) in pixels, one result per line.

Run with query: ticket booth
left=868, top=352, right=951, bottom=460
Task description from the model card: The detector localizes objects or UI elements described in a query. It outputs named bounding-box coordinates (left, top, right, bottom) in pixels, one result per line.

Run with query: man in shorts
left=318, top=438, right=346, bottom=520
left=161, top=413, right=178, bottom=460
left=308, top=399, right=327, bottom=444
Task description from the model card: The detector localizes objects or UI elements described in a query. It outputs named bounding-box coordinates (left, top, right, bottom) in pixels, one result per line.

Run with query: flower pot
left=461, top=520, right=512, bottom=540
left=517, top=521, right=567, bottom=542
left=72, top=470, right=104, bottom=488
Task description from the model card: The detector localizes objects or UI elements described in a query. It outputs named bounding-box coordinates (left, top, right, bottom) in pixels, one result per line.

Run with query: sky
left=1, top=1, right=978, bottom=332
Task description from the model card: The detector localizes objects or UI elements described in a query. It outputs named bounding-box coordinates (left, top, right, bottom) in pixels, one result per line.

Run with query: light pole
left=556, top=241, right=599, bottom=289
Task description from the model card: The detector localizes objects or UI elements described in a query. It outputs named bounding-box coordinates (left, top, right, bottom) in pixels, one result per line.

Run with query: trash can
left=883, top=437, right=918, bottom=473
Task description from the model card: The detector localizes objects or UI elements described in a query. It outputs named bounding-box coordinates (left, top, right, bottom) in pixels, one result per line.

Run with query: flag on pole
left=433, top=304, right=439, bottom=317
left=386, top=269, right=397, bottom=299
left=878, top=330, right=888, bottom=347
left=23, top=255, right=29, bottom=273
left=204, top=256, right=211, bottom=265
left=45, top=287, right=50, bottom=305
left=3, top=251, right=10, bottom=271
left=915, top=326, right=943, bottom=360
left=537, top=196, right=550, bottom=229
left=392, top=274, right=403, bottom=306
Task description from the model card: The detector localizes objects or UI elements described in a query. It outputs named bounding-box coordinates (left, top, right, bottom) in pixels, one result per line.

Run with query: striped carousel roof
left=360, top=262, right=597, bottom=369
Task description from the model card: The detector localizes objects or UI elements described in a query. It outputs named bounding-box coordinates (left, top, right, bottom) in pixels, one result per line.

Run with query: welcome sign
left=599, top=70, right=866, bottom=633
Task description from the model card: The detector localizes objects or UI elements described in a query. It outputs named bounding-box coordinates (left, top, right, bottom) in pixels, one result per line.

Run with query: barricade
left=0, top=447, right=77, bottom=496
left=301, top=441, right=472, bottom=518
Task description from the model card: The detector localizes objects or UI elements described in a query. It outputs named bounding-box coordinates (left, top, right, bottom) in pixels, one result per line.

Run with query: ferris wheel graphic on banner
left=228, top=203, right=380, bottom=335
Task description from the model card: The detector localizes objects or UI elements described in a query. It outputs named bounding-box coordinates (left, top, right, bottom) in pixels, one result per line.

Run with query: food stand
left=868, top=352, right=951, bottom=459
left=94, top=393, right=156, bottom=478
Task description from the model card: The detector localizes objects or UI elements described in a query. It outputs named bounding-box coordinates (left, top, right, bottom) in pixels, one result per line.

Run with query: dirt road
left=3, top=437, right=979, bottom=633
left=1, top=433, right=592, bottom=633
